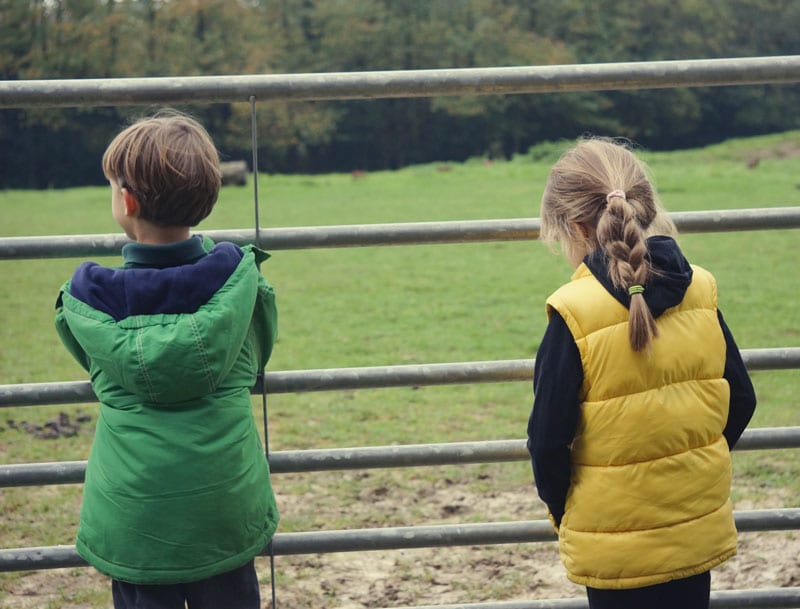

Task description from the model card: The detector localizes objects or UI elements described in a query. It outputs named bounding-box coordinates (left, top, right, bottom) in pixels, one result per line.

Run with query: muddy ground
left=3, top=478, right=798, bottom=609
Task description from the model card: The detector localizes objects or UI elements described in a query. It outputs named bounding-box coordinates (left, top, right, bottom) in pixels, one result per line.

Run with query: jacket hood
left=584, top=236, right=693, bottom=318
left=57, top=244, right=265, bottom=403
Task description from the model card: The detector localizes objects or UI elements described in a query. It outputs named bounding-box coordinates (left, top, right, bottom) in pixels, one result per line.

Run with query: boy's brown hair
left=102, top=110, right=221, bottom=227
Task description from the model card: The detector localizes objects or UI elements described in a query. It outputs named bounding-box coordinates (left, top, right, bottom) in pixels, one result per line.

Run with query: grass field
left=1, top=132, right=799, bottom=607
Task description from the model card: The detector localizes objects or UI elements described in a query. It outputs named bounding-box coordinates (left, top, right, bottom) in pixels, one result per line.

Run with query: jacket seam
left=135, top=320, right=158, bottom=402
left=189, top=315, right=216, bottom=393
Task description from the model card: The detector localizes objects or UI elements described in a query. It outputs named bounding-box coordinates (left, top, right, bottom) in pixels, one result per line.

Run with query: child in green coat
left=55, top=110, right=279, bottom=609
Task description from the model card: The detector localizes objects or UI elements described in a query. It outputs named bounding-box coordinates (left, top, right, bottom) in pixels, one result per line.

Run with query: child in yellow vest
left=527, top=137, right=756, bottom=609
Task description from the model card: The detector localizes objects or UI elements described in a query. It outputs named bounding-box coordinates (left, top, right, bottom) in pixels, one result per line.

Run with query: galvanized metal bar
left=391, top=600, right=588, bottom=609
left=675, top=207, right=800, bottom=233
left=1, top=219, right=536, bottom=259
left=2, top=208, right=800, bottom=260
left=272, top=427, right=800, bottom=470
left=271, top=439, right=528, bottom=473
left=709, top=588, right=800, bottom=609
left=1, top=56, right=799, bottom=109
left=270, top=520, right=557, bottom=556
left=3, top=348, right=799, bottom=408
left=741, top=347, right=800, bottom=371
left=3, top=427, right=798, bottom=487
left=0, top=440, right=526, bottom=488
left=384, top=588, right=800, bottom=609
left=0, top=545, right=86, bottom=572
left=0, top=461, right=87, bottom=487
left=734, top=508, right=800, bottom=532
left=390, top=600, right=589, bottom=609
left=0, top=359, right=530, bottom=407
left=2, top=509, right=798, bottom=572
left=259, top=359, right=535, bottom=394
left=0, top=380, right=95, bottom=408
left=735, top=426, right=800, bottom=451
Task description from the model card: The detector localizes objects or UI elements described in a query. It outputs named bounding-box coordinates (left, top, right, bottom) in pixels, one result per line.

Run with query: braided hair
left=539, top=138, right=677, bottom=351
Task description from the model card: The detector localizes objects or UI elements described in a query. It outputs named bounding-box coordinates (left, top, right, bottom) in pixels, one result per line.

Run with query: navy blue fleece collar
left=69, top=242, right=244, bottom=321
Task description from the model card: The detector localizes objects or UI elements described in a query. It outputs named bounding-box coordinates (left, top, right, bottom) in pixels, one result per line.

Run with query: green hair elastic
left=628, top=284, right=645, bottom=296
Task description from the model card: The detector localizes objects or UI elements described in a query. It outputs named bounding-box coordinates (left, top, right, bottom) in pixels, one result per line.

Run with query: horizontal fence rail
left=1, top=56, right=799, bottom=109
left=2, top=348, right=799, bottom=408
left=2, top=427, right=799, bottom=488
left=4, top=60, right=800, bottom=609
left=387, top=587, right=800, bottom=609
left=2, top=509, right=798, bottom=573
left=2, top=208, right=800, bottom=260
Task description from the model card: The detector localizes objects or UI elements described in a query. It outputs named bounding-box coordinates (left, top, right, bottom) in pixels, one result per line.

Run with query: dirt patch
left=261, top=481, right=800, bottom=609
left=265, top=544, right=580, bottom=609
left=3, top=411, right=93, bottom=440
left=264, top=532, right=800, bottom=609
left=2, top=475, right=798, bottom=608
left=0, top=569, right=108, bottom=608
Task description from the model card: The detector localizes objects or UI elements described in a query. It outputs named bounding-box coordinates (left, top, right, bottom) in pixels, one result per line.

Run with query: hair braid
left=596, top=195, right=658, bottom=351
left=540, top=138, right=678, bottom=352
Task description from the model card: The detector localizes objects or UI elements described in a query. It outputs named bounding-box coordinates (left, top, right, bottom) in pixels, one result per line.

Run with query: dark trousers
left=586, top=571, right=710, bottom=609
left=111, top=559, right=260, bottom=609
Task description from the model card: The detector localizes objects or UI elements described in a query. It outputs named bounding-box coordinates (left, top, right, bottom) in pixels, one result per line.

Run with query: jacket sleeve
left=54, top=288, right=91, bottom=373
left=718, top=310, right=757, bottom=448
left=250, top=247, right=278, bottom=369
left=527, top=310, right=582, bottom=529
left=253, top=280, right=278, bottom=368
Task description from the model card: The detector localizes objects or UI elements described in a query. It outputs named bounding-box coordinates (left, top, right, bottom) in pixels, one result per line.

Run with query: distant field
left=1, top=132, right=799, bottom=607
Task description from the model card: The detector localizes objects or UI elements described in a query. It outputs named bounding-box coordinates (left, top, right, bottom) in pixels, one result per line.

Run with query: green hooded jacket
left=54, top=241, right=279, bottom=584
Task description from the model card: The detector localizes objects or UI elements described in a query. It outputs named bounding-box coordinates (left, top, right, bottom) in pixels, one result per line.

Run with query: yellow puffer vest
left=546, top=263, right=737, bottom=589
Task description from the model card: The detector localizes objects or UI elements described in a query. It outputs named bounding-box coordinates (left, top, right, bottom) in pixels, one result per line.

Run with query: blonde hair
left=540, top=137, right=677, bottom=352
left=102, top=110, right=221, bottom=227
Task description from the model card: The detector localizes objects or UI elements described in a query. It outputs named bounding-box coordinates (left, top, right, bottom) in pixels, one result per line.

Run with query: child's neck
left=130, top=219, right=191, bottom=245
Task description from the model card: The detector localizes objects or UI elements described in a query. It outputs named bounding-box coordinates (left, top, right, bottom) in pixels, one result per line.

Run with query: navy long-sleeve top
left=527, top=237, right=757, bottom=527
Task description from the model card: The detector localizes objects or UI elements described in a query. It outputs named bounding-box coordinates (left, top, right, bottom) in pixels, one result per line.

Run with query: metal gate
left=2, top=56, right=800, bottom=608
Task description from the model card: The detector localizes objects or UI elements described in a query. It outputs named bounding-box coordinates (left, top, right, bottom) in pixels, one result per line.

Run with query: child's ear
left=122, top=188, right=139, bottom=217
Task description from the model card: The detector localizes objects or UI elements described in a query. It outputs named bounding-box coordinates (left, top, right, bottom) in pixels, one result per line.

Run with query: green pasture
left=1, top=132, right=799, bottom=605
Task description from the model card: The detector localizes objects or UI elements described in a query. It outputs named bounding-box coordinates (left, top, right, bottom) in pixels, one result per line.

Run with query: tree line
left=1, top=0, right=799, bottom=188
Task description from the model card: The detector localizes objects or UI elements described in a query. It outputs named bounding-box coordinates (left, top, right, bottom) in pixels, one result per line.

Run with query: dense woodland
left=1, top=0, right=799, bottom=188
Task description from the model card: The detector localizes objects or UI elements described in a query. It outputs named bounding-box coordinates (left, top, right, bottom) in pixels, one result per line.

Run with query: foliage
left=1, top=0, right=799, bottom=186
